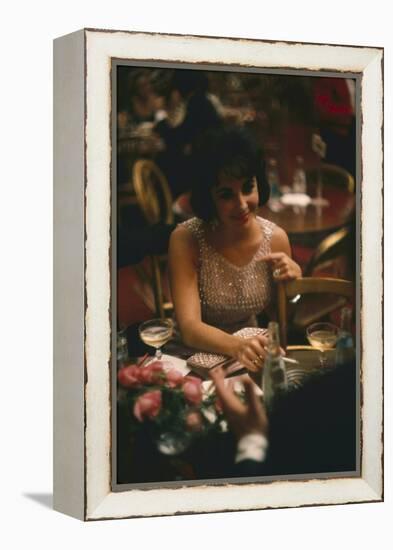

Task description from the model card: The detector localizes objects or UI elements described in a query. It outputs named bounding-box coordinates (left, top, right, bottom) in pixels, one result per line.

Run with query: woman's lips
left=233, top=212, right=250, bottom=223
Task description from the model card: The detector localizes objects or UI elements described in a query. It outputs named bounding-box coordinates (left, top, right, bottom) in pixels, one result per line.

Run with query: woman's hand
left=233, top=334, right=269, bottom=372
left=260, top=252, right=302, bottom=282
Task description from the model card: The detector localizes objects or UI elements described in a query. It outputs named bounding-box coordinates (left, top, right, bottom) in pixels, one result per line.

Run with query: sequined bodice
left=181, top=216, right=276, bottom=333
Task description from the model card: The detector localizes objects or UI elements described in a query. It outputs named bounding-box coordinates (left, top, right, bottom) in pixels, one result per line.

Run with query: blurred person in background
left=152, top=69, right=222, bottom=197
left=118, top=68, right=161, bottom=130
left=313, top=77, right=356, bottom=177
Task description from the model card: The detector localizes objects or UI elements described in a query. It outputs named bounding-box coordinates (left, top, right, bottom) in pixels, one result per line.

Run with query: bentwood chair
left=132, top=160, right=174, bottom=319
left=306, top=163, right=355, bottom=194
left=277, top=277, right=354, bottom=348
left=303, top=226, right=351, bottom=277
left=133, top=159, right=174, bottom=225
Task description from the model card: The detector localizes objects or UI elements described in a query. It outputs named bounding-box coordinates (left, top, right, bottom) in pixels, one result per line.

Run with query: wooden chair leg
left=150, top=255, right=165, bottom=319
left=277, top=282, right=288, bottom=349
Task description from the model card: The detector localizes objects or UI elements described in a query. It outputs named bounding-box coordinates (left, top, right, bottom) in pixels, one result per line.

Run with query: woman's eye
left=243, top=181, right=255, bottom=194
left=217, top=191, right=232, bottom=200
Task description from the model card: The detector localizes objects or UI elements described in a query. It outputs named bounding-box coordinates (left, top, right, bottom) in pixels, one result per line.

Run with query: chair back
left=277, top=277, right=354, bottom=348
left=304, top=226, right=351, bottom=276
left=149, top=255, right=173, bottom=319
left=306, top=163, right=355, bottom=193
left=133, top=159, right=174, bottom=225
left=132, top=160, right=174, bottom=318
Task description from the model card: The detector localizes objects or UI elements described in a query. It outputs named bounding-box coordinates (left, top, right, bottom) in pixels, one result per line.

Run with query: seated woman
left=168, top=127, right=301, bottom=371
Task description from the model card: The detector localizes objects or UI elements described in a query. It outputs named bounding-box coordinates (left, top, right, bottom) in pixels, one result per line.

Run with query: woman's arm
left=168, top=226, right=267, bottom=371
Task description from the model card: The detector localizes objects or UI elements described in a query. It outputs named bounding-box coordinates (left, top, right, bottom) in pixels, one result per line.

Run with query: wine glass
left=311, top=170, right=330, bottom=207
left=117, top=328, right=129, bottom=369
left=156, top=431, right=191, bottom=456
left=138, top=318, right=173, bottom=361
left=306, top=322, right=338, bottom=368
left=311, top=134, right=329, bottom=207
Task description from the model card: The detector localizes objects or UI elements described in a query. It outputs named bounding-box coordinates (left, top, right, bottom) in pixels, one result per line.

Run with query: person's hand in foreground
left=210, top=367, right=269, bottom=464
left=210, top=367, right=268, bottom=440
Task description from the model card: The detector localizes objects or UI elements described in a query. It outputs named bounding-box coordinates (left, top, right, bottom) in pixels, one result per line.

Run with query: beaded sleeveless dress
left=181, top=216, right=276, bottom=334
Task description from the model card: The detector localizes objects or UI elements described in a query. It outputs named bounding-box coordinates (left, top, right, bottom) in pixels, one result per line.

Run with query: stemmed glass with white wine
left=306, top=322, right=339, bottom=368
left=138, top=318, right=173, bottom=361
left=139, top=317, right=189, bottom=455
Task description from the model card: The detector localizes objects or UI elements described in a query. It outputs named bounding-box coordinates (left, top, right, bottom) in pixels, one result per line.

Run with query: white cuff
left=235, top=433, right=269, bottom=464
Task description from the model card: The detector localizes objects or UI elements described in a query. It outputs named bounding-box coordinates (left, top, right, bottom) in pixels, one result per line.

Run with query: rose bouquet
left=117, top=360, right=225, bottom=455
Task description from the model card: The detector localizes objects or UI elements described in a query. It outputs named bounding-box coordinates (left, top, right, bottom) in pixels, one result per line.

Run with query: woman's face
left=212, top=174, right=259, bottom=229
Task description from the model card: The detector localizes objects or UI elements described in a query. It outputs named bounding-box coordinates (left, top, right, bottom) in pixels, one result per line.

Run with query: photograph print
left=114, top=63, right=359, bottom=488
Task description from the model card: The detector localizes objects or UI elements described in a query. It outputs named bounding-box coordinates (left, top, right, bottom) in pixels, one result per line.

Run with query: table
left=117, top=348, right=354, bottom=484
left=259, top=183, right=355, bottom=243
left=173, top=183, right=355, bottom=248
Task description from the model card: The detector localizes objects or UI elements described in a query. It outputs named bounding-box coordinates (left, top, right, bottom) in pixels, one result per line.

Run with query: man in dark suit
left=153, top=69, right=222, bottom=197
left=210, top=360, right=357, bottom=478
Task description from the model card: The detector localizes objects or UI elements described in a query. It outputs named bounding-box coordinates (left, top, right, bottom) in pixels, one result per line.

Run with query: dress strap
left=179, top=217, right=206, bottom=250
left=256, top=216, right=276, bottom=257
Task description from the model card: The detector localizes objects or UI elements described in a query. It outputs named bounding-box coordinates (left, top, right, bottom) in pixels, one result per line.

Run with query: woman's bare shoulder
left=270, top=224, right=291, bottom=254
left=271, top=223, right=288, bottom=241
left=169, top=224, right=199, bottom=260
left=170, top=224, right=198, bottom=244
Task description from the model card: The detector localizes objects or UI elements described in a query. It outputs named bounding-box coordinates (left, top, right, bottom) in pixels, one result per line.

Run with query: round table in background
left=259, top=184, right=355, bottom=245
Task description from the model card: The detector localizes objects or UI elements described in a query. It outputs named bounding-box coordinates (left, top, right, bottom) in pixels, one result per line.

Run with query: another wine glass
left=156, top=431, right=191, bottom=456
left=139, top=318, right=173, bottom=361
left=306, top=322, right=338, bottom=368
left=117, top=328, right=129, bottom=370
left=311, top=171, right=330, bottom=207
left=311, top=134, right=329, bottom=207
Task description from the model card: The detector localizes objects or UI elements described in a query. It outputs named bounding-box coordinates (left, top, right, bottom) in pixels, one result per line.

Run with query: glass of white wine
left=306, top=322, right=338, bottom=368
left=138, top=318, right=173, bottom=361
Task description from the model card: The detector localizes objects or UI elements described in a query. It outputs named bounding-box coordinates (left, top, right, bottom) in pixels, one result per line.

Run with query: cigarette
left=282, top=357, right=299, bottom=365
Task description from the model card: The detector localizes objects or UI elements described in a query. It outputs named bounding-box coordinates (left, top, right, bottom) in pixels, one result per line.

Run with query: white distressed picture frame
left=53, top=29, right=383, bottom=521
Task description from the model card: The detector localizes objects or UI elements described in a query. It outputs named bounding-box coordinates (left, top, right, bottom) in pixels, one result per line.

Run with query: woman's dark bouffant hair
left=190, top=126, right=270, bottom=222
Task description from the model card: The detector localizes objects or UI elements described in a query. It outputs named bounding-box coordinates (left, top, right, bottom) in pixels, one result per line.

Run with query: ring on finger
left=273, top=268, right=281, bottom=278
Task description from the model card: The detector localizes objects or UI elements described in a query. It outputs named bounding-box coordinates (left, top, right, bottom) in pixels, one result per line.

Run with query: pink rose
left=185, top=410, right=203, bottom=432
left=182, top=377, right=202, bottom=405
left=166, top=368, right=184, bottom=388
left=148, top=360, right=164, bottom=371
left=117, top=365, right=141, bottom=388
left=138, top=361, right=164, bottom=385
left=133, top=390, right=162, bottom=422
